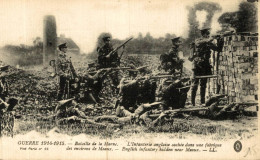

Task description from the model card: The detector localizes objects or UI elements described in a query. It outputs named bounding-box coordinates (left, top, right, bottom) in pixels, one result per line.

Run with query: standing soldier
left=159, top=37, right=184, bottom=75
left=56, top=43, right=77, bottom=100
left=189, top=28, right=224, bottom=106
left=97, top=35, right=121, bottom=68
left=97, top=35, right=124, bottom=89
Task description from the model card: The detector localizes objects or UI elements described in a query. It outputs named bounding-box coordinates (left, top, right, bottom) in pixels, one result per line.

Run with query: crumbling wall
left=209, top=33, right=258, bottom=103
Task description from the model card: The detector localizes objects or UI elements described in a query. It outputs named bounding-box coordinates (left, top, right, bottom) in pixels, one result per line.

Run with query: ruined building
left=209, top=32, right=258, bottom=103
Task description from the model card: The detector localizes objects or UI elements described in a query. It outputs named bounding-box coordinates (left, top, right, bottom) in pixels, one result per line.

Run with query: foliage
left=218, top=2, right=258, bottom=33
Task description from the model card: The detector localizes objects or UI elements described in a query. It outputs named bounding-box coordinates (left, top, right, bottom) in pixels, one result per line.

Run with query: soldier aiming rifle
left=189, top=28, right=224, bottom=107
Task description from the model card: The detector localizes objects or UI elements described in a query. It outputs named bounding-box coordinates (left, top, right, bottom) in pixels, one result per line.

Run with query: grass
left=12, top=115, right=258, bottom=140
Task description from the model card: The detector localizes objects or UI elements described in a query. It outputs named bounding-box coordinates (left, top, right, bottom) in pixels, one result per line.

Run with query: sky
left=0, top=0, right=244, bottom=53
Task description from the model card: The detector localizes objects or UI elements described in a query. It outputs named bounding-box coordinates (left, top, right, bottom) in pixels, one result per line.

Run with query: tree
left=218, top=2, right=258, bottom=32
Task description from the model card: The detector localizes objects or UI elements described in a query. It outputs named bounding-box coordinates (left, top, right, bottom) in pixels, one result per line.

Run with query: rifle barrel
left=195, top=75, right=218, bottom=79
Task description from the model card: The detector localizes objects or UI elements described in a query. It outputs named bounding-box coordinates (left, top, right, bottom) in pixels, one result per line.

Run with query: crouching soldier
left=0, top=98, right=18, bottom=137
left=116, top=76, right=157, bottom=112
left=70, top=69, right=110, bottom=104
left=158, top=78, right=191, bottom=110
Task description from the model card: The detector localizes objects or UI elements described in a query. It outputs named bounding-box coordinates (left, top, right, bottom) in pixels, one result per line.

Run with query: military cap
left=103, top=35, right=111, bottom=41
left=58, top=43, right=67, bottom=49
left=200, top=28, right=211, bottom=34
left=171, top=37, right=181, bottom=43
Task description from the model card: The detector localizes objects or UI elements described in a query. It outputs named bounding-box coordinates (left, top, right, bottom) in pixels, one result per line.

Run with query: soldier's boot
left=179, top=93, right=188, bottom=108
left=191, top=88, right=197, bottom=106
left=191, top=79, right=199, bottom=106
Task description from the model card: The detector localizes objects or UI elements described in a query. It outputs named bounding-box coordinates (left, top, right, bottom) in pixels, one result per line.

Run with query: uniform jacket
left=56, top=51, right=74, bottom=77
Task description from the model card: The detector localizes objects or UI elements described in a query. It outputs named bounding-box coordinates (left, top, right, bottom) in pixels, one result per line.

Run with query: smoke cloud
left=181, top=2, right=222, bottom=56
left=187, top=2, right=222, bottom=40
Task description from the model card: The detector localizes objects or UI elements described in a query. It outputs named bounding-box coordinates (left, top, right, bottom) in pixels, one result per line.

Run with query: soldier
left=160, top=37, right=184, bottom=75
left=70, top=69, right=110, bottom=103
left=55, top=98, right=106, bottom=127
left=0, top=76, right=8, bottom=102
left=117, top=77, right=139, bottom=112
left=0, top=98, right=18, bottom=137
left=56, top=43, right=77, bottom=100
left=95, top=101, right=168, bottom=127
left=190, top=28, right=224, bottom=106
left=158, top=78, right=191, bottom=110
left=97, top=35, right=120, bottom=68
left=117, top=75, right=157, bottom=112
left=97, top=35, right=124, bottom=89
left=115, top=102, right=167, bottom=127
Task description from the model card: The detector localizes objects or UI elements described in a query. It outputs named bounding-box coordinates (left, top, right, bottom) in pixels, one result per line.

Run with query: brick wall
left=208, top=33, right=258, bottom=103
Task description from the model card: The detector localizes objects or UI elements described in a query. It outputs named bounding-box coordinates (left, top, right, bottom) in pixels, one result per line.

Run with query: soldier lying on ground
left=117, top=76, right=157, bottom=112
left=95, top=102, right=170, bottom=128
left=53, top=98, right=110, bottom=127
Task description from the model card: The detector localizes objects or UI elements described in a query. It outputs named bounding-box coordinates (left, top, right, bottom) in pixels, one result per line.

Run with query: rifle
left=106, top=37, right=133, bottom=59
left=124, top=75, right=177, bottom=83
left=69, top=57, right=77, bottom=79
left=88, top=67, right=131, bottom=75
left=0, top=66, right=9, bottom=72
left=55, top=97, right=76, bottom=112
left=148, top=107, right=209, bottom=118
left=194, top=75, right=218, bottom=79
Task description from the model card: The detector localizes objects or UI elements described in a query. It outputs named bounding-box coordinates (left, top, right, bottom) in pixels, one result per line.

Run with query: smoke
left=181, top=2, right=222, bottom=57
left=187, top=2, right=222, bottom=40
left=196, top=11, right=207, bottom=29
